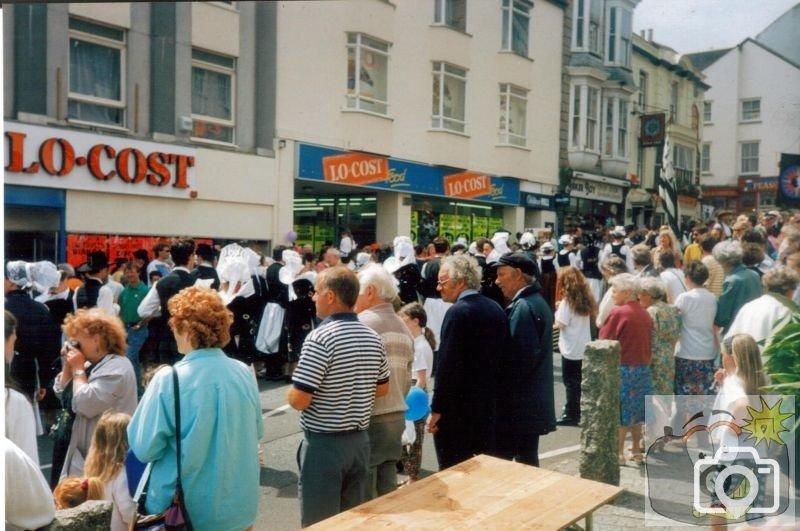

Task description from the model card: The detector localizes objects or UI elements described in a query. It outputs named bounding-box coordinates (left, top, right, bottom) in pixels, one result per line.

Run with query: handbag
left=130, top=368, right=193, bottom=531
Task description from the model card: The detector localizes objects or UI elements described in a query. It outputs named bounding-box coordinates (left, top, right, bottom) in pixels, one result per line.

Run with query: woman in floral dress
left=638, top=277, right=681, bottom=394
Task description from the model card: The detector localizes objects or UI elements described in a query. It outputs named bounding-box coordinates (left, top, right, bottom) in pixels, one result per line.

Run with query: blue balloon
left=404, top=387, right=430, bottom=421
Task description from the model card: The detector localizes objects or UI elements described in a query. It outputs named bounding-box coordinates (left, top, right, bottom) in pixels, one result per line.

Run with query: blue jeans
left=126, top=324, right=148, bottom=397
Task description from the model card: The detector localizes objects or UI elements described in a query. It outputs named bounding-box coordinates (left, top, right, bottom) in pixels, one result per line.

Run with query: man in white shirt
left=146, top=243, right=172, bottom=285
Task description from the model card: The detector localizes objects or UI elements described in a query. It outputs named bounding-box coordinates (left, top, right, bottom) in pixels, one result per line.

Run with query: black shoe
left=556, top=416, right=580, bottom=427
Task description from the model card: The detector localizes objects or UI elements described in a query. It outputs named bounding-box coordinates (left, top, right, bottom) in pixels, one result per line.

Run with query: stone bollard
left=38, top=500, right=112, bottom=531
left=579, top=339, right=621, bottom=486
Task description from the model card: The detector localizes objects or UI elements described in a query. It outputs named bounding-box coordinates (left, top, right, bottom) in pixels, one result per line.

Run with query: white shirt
left=105, top=470, right=136, bottom=531
left=674, top=288, right=719, bottom=360
left=710, top=374, right=748, bottom=463
left=660, top=268, right=687, bottom=304
left=339, top=236, right=354, bottom=256
left=724, top=294, right=792, bottom=352
left=596, top=286, right=615, bottom=329
left=555, top=300, right=592, bottom=360
left=5, top=389, right=39, bottom=465
left=4, top=437, right=55, bottom=531
left=412, top=334, right=434, bottom=382
left=146, top=259, right=172, bottom=285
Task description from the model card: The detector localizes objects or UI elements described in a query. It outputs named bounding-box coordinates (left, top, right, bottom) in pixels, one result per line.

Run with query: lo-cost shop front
left=293, top=143, right=525, bottom=250
left=4, top=121, right=277, bottom=264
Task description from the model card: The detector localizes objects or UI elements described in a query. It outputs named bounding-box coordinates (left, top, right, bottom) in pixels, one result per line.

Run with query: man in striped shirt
left=288, top=267, right=390, bottom=527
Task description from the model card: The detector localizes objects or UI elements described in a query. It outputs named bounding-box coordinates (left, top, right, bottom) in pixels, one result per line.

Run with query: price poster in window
left=67, top=234, right=109, bottom=267
left=295, top=225, right=314, bottom=249
left=410, top=211, right=419, bottom=243
left=440, top=214, right=470, bottom=243
left=488, top=217, right=504, bottom=236
left=315, top=225, right=335, bottom=251
left=472, top=216, right=489, bottom=240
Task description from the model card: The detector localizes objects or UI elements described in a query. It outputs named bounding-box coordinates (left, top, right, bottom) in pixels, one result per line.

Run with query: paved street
left=37, top=353, right=650, bottom=530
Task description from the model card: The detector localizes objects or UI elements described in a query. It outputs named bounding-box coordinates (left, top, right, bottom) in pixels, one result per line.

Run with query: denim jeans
left=126, top=324, right=148, bottom=397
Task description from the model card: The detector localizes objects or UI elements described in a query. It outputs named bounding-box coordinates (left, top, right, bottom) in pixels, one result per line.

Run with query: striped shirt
left=293, top=313, right=389, bottom=433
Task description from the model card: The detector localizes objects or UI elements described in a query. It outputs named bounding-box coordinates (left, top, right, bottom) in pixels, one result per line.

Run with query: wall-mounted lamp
left=278, top=139, right=287, bottom=149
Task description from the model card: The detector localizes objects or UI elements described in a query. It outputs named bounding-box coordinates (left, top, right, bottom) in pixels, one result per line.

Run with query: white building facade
left=275, top=0, right=567, bottom=248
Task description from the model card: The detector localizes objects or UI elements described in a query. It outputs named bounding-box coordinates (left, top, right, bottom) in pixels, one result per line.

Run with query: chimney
left=640, top=30, right=646, bottom=38
left=647, top=29, right=653, bottom=42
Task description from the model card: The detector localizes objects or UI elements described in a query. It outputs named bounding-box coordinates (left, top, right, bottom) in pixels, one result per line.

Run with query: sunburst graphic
left=741, top=396, right=793, bottom=447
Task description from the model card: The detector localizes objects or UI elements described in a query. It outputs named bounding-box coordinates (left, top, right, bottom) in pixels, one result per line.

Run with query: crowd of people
left=5, top=207, right=800, bottom=529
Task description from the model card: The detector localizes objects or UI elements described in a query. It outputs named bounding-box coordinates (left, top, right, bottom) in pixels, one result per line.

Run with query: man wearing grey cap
left=494, top=253, right=555, bottom=466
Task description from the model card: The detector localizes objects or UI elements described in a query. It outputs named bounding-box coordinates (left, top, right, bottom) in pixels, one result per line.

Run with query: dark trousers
left=433, top=412, right=495, bottom=470
left=562, top=356, right=583, bottom=419
left=497, top=433, right=541, bottom=467
left=297, top=429, right=369, bottom=528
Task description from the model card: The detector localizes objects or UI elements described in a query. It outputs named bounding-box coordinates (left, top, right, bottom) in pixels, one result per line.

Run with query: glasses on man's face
left=437, top=278, right=455, bottom=287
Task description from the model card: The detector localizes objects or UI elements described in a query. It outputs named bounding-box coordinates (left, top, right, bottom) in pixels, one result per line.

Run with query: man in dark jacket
left=427, top=254, right=510, bottom=470
left=493, top=253, right=556, bottom=466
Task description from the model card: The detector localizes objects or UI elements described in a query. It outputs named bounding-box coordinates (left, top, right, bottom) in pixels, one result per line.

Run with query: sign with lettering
left=322, top=152, right=388, bottom=186
left=298, top=143, right=520, bottom=206
left=569, top=178, right=624, bottom=204
left=521, top=192, right=554, bottom=210
left=4, top=122, right=196, bottom=199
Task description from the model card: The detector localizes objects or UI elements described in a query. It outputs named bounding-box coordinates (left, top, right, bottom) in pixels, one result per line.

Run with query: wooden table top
left=308, top=454, right=623, bottom=530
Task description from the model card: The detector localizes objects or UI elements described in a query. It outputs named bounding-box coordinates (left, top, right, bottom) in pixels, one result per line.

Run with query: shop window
left=573, top=0, right=601, bottom=54
left=740, top=98, right=760, bottom=122
left=346, top=33, right=390, bottom=115
left=498, top=84, right=527, bottom=146
left=605, top=3, right=632, bottom=67
left=432, top=61, right=467, bottom=133
left=501, top=0, right=532, bottom=56
left=68, top=17, right=126, bottom=128
left=740, top=142, right=759, bottom=174
left=191, top=49, right=236, bottom=144
left=434, top=0, right=466, bottom=32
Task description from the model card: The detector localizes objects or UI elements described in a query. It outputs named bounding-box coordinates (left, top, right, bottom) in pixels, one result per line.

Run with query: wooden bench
left=308, top=454, right=623, bottom=530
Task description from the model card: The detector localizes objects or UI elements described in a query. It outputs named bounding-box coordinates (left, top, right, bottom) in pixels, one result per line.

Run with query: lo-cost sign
left=4, top=122, right=196, bottom=199
left=301, top=143, right=519, bottom=205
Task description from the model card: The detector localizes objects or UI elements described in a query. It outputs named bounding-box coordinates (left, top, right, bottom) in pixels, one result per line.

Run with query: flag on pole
left=657, top=135, right=680, bottom=239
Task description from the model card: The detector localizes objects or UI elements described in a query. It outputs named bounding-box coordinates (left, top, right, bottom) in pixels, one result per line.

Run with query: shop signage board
left=570, top=178, right=624, bottom=204
left=521, top=192, right=554, bottom=210
left=298, top=143, right=520, bottom=206
left=4, top=122, right=196, bottom=199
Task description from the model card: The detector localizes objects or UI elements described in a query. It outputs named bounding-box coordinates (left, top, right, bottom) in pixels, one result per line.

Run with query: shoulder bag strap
left=172, top=368, right=182, bottom=490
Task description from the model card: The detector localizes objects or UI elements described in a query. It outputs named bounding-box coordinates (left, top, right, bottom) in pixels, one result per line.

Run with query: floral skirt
left=620, top=364, right=652, bottom=426
left=674, top=357, right=716, bottom=395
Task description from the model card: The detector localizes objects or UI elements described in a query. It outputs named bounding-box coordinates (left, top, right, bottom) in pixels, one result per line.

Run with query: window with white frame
left=573, top=0, right=602, bottom=54
left=701, top=143, right=711, bottom=173
left=498, top=84, right=527, bottom=146
left=740, top=142, right=759, bottom=174
left=703, top=101, right=712, bottom=123
left=434, top=0, right=466, bottom=31
left=191, top=49, right=235, bottom=143
left=501, top=0, right=532, bottom=56
left=570, top=84, right=601, bottom=151
left=605, top=3, right=632, bottom=67
left=346, top=33, right=390, bottom=115
left=638, top=71, right=647, bottom=109
left=432, top=62, right=467, bottom=132
left=670, top=81, right=679, bottom=122
left=603, top=96, right=629, bottom=158
left=68, top=18, right=126, bottom=127
left=740, top=98, right=761, bottom=122
left=673, top=144, right=694, bottom=184
left=586, top=87, right=599, bottom=151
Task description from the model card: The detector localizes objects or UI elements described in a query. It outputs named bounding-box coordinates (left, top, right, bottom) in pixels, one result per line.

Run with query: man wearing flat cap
left=493, top=253, right=555, bottom=466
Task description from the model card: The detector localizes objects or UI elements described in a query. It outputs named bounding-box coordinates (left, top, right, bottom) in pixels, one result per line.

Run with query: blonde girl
left=54, top=476, right=104, bottom=509
left=83, top=411, right=136, bottom=531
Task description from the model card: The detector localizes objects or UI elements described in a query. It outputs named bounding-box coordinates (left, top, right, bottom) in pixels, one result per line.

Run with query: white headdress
left=216, top=244, right=260, bottom=305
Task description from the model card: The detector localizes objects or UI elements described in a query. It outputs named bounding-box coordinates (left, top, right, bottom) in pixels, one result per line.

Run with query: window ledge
left=341, top=109, right=394, bottom=122
left=498, top=50, right=534, bottom=63
left=429, top=24, right=472, bottom=38
left=190, top=137, right=239, bottom=149
left=703, top=121, right=713, bottom=126
left=427, top=128, right=470, bottom=138
left=209, top=2, right=239, bottom=13
left=67, top=118, right=129, bottom=134
left=701, top=172, right=713, bottom=176
left=496, top=143, right=530, bottom=152
left=739, top=119, right=762, bottom=125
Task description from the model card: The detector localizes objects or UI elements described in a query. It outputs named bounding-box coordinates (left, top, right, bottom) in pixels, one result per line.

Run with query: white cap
left=558, top=234, right=573, bottom=245
left=520, top=232, right=536, bottom=247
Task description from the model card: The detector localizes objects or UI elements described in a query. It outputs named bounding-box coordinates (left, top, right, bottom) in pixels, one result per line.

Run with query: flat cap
left=498, top=252, right=537, bottom=276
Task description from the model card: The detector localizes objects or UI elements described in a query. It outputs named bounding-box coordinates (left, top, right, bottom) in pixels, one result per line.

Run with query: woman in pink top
left=599, top=273, right=653, bottom=466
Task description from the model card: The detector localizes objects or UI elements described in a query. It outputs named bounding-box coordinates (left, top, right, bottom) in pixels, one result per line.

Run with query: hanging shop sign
left=639, top=113, right=665, bottom=147
left=569, top=178, right=624, bottom=204
left=298, top=143, right=520, bottom=206
left=4, top=122, right=196, bottom=199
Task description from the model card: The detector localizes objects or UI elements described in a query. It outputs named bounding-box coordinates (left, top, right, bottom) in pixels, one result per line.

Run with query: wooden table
left=308, top=454, right=623, bottom=530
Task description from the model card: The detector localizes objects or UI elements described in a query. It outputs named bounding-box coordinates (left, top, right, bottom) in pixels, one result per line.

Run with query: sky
left=633, top=0, right=798, bottom=54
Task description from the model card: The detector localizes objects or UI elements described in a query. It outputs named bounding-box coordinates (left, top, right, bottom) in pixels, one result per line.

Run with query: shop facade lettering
left=569, top=178, right=624, bottom=203
left=4, top=122, right=196, bottom=199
